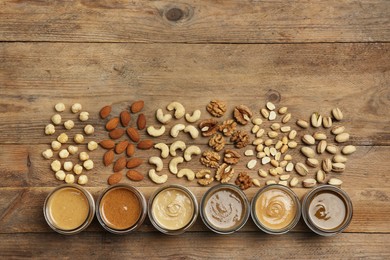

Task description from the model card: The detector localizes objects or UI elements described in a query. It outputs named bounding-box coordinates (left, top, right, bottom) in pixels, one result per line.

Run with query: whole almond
left=137, top=113, right=146, bottom=130
left=106, top=117, right=119, bottom=131
left=126, top=143, right=135, bottom=157
left=303, top=178, right=317, bottom=188
left=131, top=100, right=144, bottom=113
left=120, top=111, right=131, bottom=127
left=100, top=140, right=115, bottom=149
left=137, top=139, right=154, bottom=150
left=108, top=172, right=122, bottom=185
left=109, top=128, right=125, bottom=139
left=126, top=127, right=140, bottom=142
left=316, top=170, right=326, bottom=183
left=127, top=158, right=143, bottom=168
left=113, top=157, right=127, bottom=172
left=126, top=170, right=144, bottom=181
left=103, top=150, right=115, bottom=166
left=100, top=105, right=112, bottom=119
left=115, top=140, right=129, bottom=154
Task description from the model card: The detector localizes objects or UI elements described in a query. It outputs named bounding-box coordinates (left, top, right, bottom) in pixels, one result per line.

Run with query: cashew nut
left=169, top=156, right=184, bottom=174
left=177, top=168, right=195, bottom=181
left=184, top=145, right=201, bottom=162
left=156, top=108, right=172, bottom=124
left=154, top=143, right=169, bottom=158
left=148, top=169, right=168, bottom=184
left=167, top=102, right=185, bottom=119
left=149, top=156, right=163, bottom=172
left=147, top=125, right=166, bottom=137
left=170, top=124, right=185, bottom=138
left=185, top=110, right=201, bottom=123
left=184, top=125, right=199, bottom=139
left=170, top=141, right=186, bottom=156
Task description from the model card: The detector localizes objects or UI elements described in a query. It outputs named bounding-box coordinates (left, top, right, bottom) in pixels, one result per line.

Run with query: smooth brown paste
left=204, top=188, right=244, bottom=231
left=308, top=191, right=347, bottom=231
left=47, top=187, right=89, bottom=230
left=255, top=188, right=297, bottom=230
left=100, top=187, right=141, bottom=230
left=152, top=188, right=194, bottom=230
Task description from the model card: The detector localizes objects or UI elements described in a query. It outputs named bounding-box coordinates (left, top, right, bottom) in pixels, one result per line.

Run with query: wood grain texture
left=0, top=0, right=389, bottom=43
left=1, top=43, right=389, bottom=145
left=0, top=232, right=389, bottom=259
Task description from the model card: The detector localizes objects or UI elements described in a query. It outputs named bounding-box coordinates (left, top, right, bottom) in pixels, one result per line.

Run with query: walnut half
left=233, top=105, right=253, bottom=125
left=199, top=119, right=219, bottom=137
left=230, top=130, right=250, bottom=148
left=215, top=163, right=235, bottom=183
left=219, top=119, right=237, bottom=137
left=196, top=169, right=214, bottom=186
left=209, top=133, right=225, bottom=152
left=200, top=150, right=221, bottom=168
left=223, top=149, right=241, bottom=165
left=206, top=100, right=227, bottom=117
left=235, top=172, right=253, bottom=190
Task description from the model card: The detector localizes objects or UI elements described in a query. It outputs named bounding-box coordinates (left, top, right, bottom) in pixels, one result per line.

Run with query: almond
left=137, top=139, right=153, bottom=150
left=127, top=158, right=143, bottom=169
left=109, top=128, right=125, bottom=139
left=115, top=140, right=128, bottom=154
left=100, top=105, right=112, bottom=119
left=100, top=140, right=116, bottom=149
left=106, top=117, right=119, bottom=131
left=108, top=172, right=122, bottom=185
left=126, top=143, right=135, bottom=157
left=120, top=111, right=131, bottom=127
left=137, top=113, right=146, bottom=130
left=126, top=170, right=144, bottom=181
left=103, top=150, right=115, bottom=166
left=126, top=127, right=140, bottom=142
left=130, top=100, right=144, bottom=113
left=113, top=157, right=127, bottom=172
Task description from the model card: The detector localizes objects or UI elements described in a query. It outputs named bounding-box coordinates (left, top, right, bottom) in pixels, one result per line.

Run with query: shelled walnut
left=206, top=100, right=227, bottom=117
left=233, top=105, right=253, bottom=125
left=223, top=149, right=241, bottom=165
left=200, top=150, right=221, bottom=168
left=196, top=169, right=214, bottom=186
left=199, top=119, right=219, bottom=137
left=230, top=130, right=250, bottom=148
left=235, top=172, right=253, bottom=190
left=219, top=119, right=237, bottom=137
left=215, top=163, right=235, bottom=183
left=209, top=133, right=225, bottom=152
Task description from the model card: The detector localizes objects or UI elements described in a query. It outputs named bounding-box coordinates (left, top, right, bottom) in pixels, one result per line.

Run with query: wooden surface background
left=0, top=0, right=389, bottom=259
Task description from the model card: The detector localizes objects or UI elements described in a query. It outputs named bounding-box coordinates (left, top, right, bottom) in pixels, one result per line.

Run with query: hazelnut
left=51, top=140, right=62, bottom=151
left=63, top=161, right=73, bottom=171
left=84, top=124, right=94, bottom=135
left=79, top=111, right=89, bottom=121
left=83, top=159, right=94, bottom=170
left=42, top=149, right=53, bottom=159
left=74, top=134, right=84, bottom=144
left=71, top=103, right=82, bottom=113
left=73, top=164, right=83, bottom=175
left=59, top=149, right=70, bottom=159
left=67, top=145, right=78, bottom=155
left=64, top=120, right=74, bottom=130
left=51, top=114, right=62, bottom=125
left=78, top=175, right=88, bottom=185
left=79, top=151, right=89, bottom=161
left=55, top=170, right=66, bottom=181
left=57, top=133, right=68, bottom=144
left=51, top=160, right=61, bottom=172
left=54, top=103, right=66, bottom=112
left=87, top=141, right=98, bottom=151
left=65, top=173, right=75, bottom=184
left=45, top=124, right=55, bottom=135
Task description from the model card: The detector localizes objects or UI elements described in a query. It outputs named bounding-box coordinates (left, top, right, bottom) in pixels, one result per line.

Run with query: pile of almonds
left=99, top=100, right=153, bottom=185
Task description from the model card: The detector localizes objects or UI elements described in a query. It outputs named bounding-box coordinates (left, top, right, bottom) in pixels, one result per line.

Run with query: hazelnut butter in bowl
left=200, top=184, right=250, bottom=235
left=251, top=184, right=301, bottom=235
left=96, top=184, right=147, bottom=234
left=43, top=184, right=95, bottom=235
left=302, top=185, right=353, bottom=236
left=148, top=185, right=198, bottom=235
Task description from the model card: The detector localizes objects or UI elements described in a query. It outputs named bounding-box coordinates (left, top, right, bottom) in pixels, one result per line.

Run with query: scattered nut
left=252, top=118, right=263, bottom=125
left=295, top=162, right=309, bottom=176
left=252, top=179, right=261, bottom=187
left=311, top=112, right=322, bottom=128
left=184, top=125, right=199, bottom=139
left=260, top=108, right=269, bottom=119
left=64, top=120, right=75, bottom=130
left=322, top=158, right=332, bottom=173
left=55, top=170, right=66, bottom=181
left=290, top=177, right=299, bottom=187
left=326, top=144, right=338, bottom=154
left=223, top=149, right=241, bottom=165
left=71, top=103, right=82, bottom=113
left=154, top=143, right=170, bottom=158
left=266, top=180, right=276, bottom=185
left=266, top=102, right=276, bottom=111
left=79, top=111, right=89, bottom=121
left=51, top=160, right=62, bottom=172
left=215, top=163, right=234, bottom=183
left=335, top=133, right=350, bottom=143
left=258, top=169, right=268, bottom=178
left=317, top=140, right=327, bottom=154
left=78, top=175, right=88, bottom=185
left=323, top=116, right=332, bottom=128
left=83, top=159, right=94, bottom=170
left=332, top=162, right=345, bottom=172
left=328, top=178, right=343, bottom=186
left=73, top=164, right=83, bottom=175
left=306, top=158, right=319, bottom=168
left=42, top=149, right=53, bottom=159
left=332, top=125, right=345, bottom=135
left=59, top=149, right=69, bottom=159
left=234, top=105, right=253, bottom=125
left=333, top=155, right=348, bottom=163
left=303, top=178, right=317, bottom=188
left=63, top=161, right=73, bottom=172
left=196, top=169, right=214, bottom=186
left=209, top=133, right=225, bottom=151
left=247, top=159, right=257, bottom=169
left=296, top=119, right=309, bottom=129
left=342, top=145, right=356, bottom=155
left=67, top=145, right=78, bottom=155
left=282, top=113, right=291, bottom=124
left=55, top=103, right=66, bottom=112
left=313, top=132, right=327, bottom=141
left=100, top=105, right=112, bottom=119
left=199, top=119, right=219, bottom=137
left=301, top=147, right=316, bottom=158
left=149, top=156, right=164, bottom=172
left=268, top=111, right=277, bottom=121
left=316, top=170, right=326, bottom=183
left=169, top=141, right=186, bottom=156
left=147, top=125, right=166, bottom=137
left=278, top=107, right=288, bottom=114
left=177, top=168, right=195, bottom=181
left=79, top=151, right=89, bottom=161
left=244, top=150, right=254, bottom=156
left=167, top=101, right=185, bottom=119
left=288, top=130, right=297, bottom=140
left=235, top=172, right=252, bottom=190
left=45, top=124, right=56, bottom=135
left=169, top=157, right=184, bottom=174
left=57, top=133, right=68, bottom=143
left=84, top=124, right=95, bottom=135
left=155, top=108, right=172, bottom=124
left=207, top=100, right=227, bottom=117
left=332, top=108, right=343, bottom=121
left=200, top=150, right=221, bottom=168
left=302, top=134, right=315, bottom=145
left=148, top=169, right=168, bottom=184
left=230, top=130, right=250, bottom=148
left=184, top=146, right=201, bottom=161
left=74, top=134, right=84, bottom=144
left=88, top=141, right=98, bottom=151
left=185, top=110, right=201, bottom=123
left=51, top=114, right=62, bottom=125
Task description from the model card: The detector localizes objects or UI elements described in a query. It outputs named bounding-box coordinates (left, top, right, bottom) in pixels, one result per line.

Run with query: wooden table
left=1, top=1, right=389, bottom=258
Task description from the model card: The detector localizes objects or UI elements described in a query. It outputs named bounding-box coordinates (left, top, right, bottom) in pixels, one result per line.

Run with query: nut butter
left=44, top=184, right=95, bottom=235
left=200, top=184, right=250, bottom=234
left=251, top=184, right=301, bottom=234
left=302, top=185, right=353, bottom=236
left=148, top=185, right=198, bottom=235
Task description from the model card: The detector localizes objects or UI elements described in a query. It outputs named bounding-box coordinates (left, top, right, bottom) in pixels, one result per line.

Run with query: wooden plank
left=0, top=186, right=389, bottom=233
left=0, top=232, right=389, bottom=259
left=0, top=43, right=389, bottom=145
left=0, top=0, right=389, bottom=43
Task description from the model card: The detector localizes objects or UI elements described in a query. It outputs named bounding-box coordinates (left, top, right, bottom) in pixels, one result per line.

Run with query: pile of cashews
left=147, top=102, right=202, bottom=184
